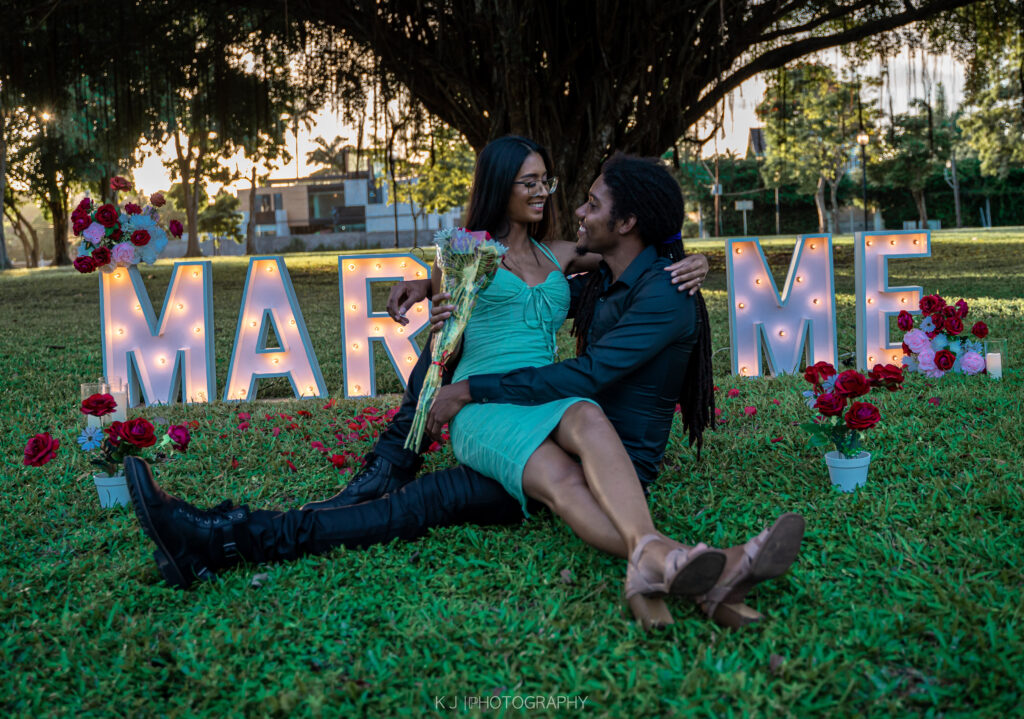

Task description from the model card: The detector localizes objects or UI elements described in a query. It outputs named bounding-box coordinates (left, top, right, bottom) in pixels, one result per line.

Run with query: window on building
left=308, top=185, right=346, bottom=223
left=273, top=193, right=283, bottom=211
left=258, top=194, right=273, bottom=213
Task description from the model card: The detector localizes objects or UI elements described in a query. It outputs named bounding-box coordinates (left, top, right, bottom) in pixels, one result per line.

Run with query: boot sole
left=125, top=462, right=196, bottom=590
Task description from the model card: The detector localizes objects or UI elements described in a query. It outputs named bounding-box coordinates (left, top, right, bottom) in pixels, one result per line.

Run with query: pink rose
left=960, top=351, right=985, bottom=375
left=169, top=220, right=183, bottom=238
left=111, top=242, right=137, bottom=265
left=903, top=329, right=931, bottom=354
left=83, top=222, right=106, bottom=244
left=149, top=192, right=166, bottom=208
left=917, top=347, right=945, bottom=378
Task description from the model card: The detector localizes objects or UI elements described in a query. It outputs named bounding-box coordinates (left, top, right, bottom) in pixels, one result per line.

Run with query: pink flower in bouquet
left=920, top=294, right=945, bottom=315
left=944, top=316, right=963, bottom=335
left=904, top=329, right=931, bottom=354
left=91, top=246, right=111, bottom=266
left=110, top=176, right=132, bottom=192
left=94, top=203, right=120, bottom=227
left=130, top=229, right=151, bottom=246
left=111, top=242, right=137, bottom=265
left=917, top=347, right=945, bottom=378
left=124, top=202, right=142, bottom=215
left=169, top=220, right=183, bottom=238
left=23, top=432, right=60, bottom=467
left=83, top=222, right=106, bottom=245
left=149, top=192, right=166, bottom=207
left=73, top=255, right=98, bottom=273
left=897, top=310, right=914, bottom=331
left=960, top=351, right=985, bottom=375
left=167, top=424, right=191, bottom=452
left=953, top=299, right=969, bottom=318
left=971, top=321, right=989, bottom=339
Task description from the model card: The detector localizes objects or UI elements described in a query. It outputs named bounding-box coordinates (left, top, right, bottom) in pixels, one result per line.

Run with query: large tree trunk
left=0, top=95, right=8, bottom=270
left=174, top=130, right=204, bottom=258
left=814, top=176, right=827, bottom=233
left=911, top=189, right=928, bottom=226
left=829, top=179, right=840, bottom=235
left=4, top=203, right=40, bottom=267
left=47, top=184, right=70, bottom=266
left=245, top=166, right=257, bottom=254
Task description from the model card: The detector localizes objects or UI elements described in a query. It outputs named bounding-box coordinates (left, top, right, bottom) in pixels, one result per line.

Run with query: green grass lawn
left=2, top=230, right=1022, bottom=717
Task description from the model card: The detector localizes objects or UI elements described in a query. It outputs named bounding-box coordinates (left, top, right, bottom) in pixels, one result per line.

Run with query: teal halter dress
left=450, top=240, right=597, bottom=514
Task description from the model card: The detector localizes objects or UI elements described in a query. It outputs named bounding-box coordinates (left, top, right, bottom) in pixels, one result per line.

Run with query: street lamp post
left=856, top=132, right=869, bottom=232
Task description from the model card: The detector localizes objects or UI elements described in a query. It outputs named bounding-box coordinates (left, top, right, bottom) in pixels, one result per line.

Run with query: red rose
left=106, top=421, right=124, bottom=446
left=169, top=220, right=183, bottom=238
left=73, top=256, right=98, bottom=273
left=814, top=392, right=846, bottom=417
left=124, top=202, right=142, bottom=215
left=167, top=424, right=191, bottom=452
left=115, top=418, right=157, bottom=449
left=94, top=203, right=120, bottom=227
left=868, top=363, right=904, bottom=391
left=23, top=432, right=60, bottom=467
left=897, top=310, right=914, bottom=331
left=811, top=361, right=837, bottom=380
left=972, top=321, right=989, bottom=339
left=934, top=349, right=956, bottom=371
left=803, top=365, right=820, bottom=386
left=76, top=197, right=93, bottom=212
left=72, top=215, right=91, bottom=235
left=130, top=229, right=151, bottom=246
left=953, top=299, right=968, bottom=318
left=110, top=176, right=132, bottom=191
left=833, top=369, right=870, bottom=398
left=902, top=341, right=912, bottom=356
left=844, top=401, right=881, bottom=430
left=930, top=313, right=945, bottom=331
left=91, top=246, right=111, bottom=266
left=80, top=393, right=117, bottom=417
left=149, top=192, right=166, bottom=208
left=919, top=294, right=944, bottom=315
left=944, top=316, right=963, bottom=335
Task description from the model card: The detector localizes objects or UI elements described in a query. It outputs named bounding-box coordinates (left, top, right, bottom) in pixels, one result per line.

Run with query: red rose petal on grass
left=286, top=460, right=298, bottom=473
left=330, top=454, right=347, bottom=469
left=238, top=422, right=250, bottom=431
left=927, top=397, right=942, bottom=406
left=713, top=385, right=720, bottom=392
left=310, top=441, right=327, bottom=453
left=297, top=410, right=312, bottom=417
left=743, top=406, right=757, bottom=416
left=771, top=399, right=781, bottom=406
left=271, top=427, right=281, bottom=437
left=285, top=422, right=299, bottom=431
left=237, top=412, right=250, bottom=421
left=770, top=437, right=783, bottom=443
left=727, top=389, right=740, bottom=398
left=230, top=457, right=239, bottom=469
left=323, top=399, right=337, bottom=410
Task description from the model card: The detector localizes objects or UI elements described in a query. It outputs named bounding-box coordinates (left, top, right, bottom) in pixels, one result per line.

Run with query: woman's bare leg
left=522, top=438, right=673, bottom=628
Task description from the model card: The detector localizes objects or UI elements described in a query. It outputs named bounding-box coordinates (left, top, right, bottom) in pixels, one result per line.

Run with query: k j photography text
left=433, top=695, right=589, bottom=711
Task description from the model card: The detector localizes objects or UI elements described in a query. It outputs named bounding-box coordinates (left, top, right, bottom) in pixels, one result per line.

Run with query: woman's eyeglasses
left=512, top=177, right=558, bottom=196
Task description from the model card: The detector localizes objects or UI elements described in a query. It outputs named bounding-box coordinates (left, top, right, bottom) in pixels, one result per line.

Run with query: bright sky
left=131, top=49, right=965, bottom=197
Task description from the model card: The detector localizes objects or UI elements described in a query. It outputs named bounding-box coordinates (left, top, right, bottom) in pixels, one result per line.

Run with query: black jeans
left=238, top=341, right=523, bottom=563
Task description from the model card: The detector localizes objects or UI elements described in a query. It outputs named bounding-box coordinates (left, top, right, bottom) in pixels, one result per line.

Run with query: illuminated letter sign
left=855, top=230, right=931, bottom=369
left=726, top=235, right=838, bottom=377
left=223, top=256, right=327, bottom=402
left=100, top=261, right=215, bottom=405
left=339, top=254, right=432, bottom=398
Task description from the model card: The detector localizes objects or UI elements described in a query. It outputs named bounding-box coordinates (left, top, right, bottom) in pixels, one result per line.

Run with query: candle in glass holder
left=107, top=376, right=129, bottom=420
left=80, top=380, right=110, bottom=428
left=984, top=338, right=1006, bottom=380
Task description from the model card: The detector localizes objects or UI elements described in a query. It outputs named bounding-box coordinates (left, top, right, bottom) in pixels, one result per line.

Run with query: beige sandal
left=625, top=534, right=726, bottom=599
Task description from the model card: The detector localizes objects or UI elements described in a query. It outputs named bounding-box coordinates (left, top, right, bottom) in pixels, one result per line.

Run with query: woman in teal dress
left=433, top=136, right=725, bottom=627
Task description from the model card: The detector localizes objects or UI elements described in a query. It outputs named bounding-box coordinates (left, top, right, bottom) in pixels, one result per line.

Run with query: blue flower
left=802, top=389, right=817, bottom=408
left=920, top=316, right=936, bottom=333
left=931, top=333, right=949, bottom=351
left=963, top=339, right=983, bottom=354
left=77, top=426, right=104, bottom=451
left=902, top=356, right=919, bottom=372
left=947, top=339, right=963, bottom=355
left=821, top=376, right=837, bottom=394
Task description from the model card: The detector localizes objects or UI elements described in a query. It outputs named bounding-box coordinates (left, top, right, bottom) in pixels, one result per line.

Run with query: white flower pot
left=824, top=451, right=871, bottom=493
left=94, top=472, right=130, bottom=508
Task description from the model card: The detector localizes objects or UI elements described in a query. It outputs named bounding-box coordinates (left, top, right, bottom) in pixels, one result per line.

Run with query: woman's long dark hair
left=464, top=135, right=556, bottom=242
left=571, top=153, right=715, bottom=456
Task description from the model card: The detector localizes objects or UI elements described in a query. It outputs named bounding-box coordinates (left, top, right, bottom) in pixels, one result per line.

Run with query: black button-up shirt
left=467, top=245, right=698, bottom=485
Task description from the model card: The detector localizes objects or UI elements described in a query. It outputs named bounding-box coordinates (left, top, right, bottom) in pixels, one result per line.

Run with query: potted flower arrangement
left=71, top=176, right=182, bottom=274
left=77, top=394, right=192, bottom=507
left=899, top=294, right=988, bottom=378
left=800, top=361, right=903, bottom=492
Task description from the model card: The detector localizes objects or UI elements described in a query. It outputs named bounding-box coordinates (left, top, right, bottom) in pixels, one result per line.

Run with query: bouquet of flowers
left=404, top=228, right=507, bottom=451
left=800, top=361, right=903, bottom=458
left=71, top=176, right=182, bottom=274
left=899, top=294, right=988, bottom=378
left=77, top=393, right=192, bottom=476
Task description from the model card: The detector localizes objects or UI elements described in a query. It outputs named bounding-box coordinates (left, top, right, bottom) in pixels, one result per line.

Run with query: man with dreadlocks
left=423, top=153, right=805, bottom=628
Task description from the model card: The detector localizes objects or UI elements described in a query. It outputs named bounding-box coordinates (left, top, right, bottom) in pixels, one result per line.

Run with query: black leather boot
left=300, top=454, right=414, bottom=510
left=124, top=456, right=249, bottom=590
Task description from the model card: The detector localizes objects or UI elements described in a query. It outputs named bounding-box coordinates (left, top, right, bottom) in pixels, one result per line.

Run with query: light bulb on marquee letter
left=100, top=261, right=215, bottom=406
left=855, top=230, right=931, bottom=370
left=223, top=256, right=327, bottom=402
left=339, top=253, right=431, bottom=398
left=725, top=235, right=838, bottom=378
